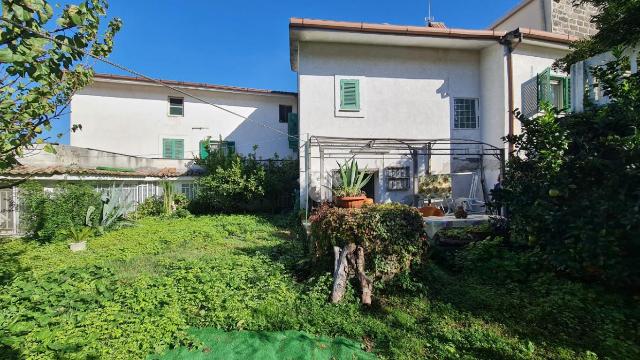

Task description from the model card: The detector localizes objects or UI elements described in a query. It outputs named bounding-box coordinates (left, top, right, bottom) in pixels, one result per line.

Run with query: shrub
left=191, top=146, right=297, bottom=214
left=498, top=53, right=640, bottom=289
left=20, top=182, right=102, bottom=242
left=309, top=203, right=426, bottom=282
left=135, top=196, right=164, bottom=218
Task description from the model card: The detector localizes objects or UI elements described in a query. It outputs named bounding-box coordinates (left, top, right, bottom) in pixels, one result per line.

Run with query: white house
left=289, top=16, right=587, bottom=208
left=70, top=74, right=298, bottom=160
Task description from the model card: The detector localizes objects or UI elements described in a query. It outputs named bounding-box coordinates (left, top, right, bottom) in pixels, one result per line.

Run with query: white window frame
left=334, top=75, right=366, bottom=118
left=168, top=96, right=184, bottom=117
left=452, top=98, right=480, bottom=130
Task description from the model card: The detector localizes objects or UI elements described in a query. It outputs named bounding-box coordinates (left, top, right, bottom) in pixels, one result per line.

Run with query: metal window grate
left=453, top=98, right=478, bottom=129
left=385, top=166, right=410, bottom=191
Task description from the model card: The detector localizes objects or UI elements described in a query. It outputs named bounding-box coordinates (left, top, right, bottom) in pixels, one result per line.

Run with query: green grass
left=0, top=215, right=638, bottom=359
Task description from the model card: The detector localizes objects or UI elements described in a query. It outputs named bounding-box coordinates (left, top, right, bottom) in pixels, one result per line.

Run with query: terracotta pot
left=336, top=195, right=367, bottom=209
left=419, top=206, right=445, bottom=217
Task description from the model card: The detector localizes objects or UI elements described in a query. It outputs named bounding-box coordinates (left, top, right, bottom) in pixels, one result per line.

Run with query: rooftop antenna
left=425, top=0, right=435, bottom=25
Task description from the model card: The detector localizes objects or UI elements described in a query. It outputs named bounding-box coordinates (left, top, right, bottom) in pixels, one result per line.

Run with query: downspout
left=500, top=31, right=523, bottom=155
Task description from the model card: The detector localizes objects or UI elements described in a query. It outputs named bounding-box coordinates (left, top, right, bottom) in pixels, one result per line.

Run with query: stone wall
left=551, top=0, right=598, bottom=38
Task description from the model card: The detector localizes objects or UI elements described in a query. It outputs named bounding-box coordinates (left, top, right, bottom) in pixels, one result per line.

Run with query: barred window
left=453, top=98, right=478, bottom=129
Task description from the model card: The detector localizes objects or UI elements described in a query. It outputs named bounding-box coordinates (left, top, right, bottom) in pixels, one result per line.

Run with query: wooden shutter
left=537, top=67, right=552, bottom=110
left=288, top=113, right=299, bottom=150
left=174, top=139, right=184, bottom=159
left=340, top=79, right=360, bottom=111
left=163, top=139, right=173, bottom=158
left=163, top=139, right=184, bottom=159
left=562, top=77, right=571, bottom=110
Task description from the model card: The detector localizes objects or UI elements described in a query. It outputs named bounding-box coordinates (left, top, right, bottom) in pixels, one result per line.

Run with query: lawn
left=1, top=215, right=638, bottom=359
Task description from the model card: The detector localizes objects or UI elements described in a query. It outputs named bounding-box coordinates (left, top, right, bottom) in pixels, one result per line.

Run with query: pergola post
left=411, top=149, right=419, bottom=206
left=319, top=147, right=325, bottom=201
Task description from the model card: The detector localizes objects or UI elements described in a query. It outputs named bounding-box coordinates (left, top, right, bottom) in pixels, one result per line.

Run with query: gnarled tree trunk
left=330, top=243, right=374, bottom=305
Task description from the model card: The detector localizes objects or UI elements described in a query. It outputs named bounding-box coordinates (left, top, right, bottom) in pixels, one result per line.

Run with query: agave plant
left=86, top=184, right=134, bottom=234
left=333, top=159, right=372, bottom=197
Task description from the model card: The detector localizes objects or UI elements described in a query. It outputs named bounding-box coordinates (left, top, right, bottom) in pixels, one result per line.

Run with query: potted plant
left=63, top=226, right=94, bottom=252
left=333, top=159, right=373, bottom=208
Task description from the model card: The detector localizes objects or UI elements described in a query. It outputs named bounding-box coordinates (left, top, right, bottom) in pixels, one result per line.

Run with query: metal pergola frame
left=303, top=135, right=506, bottom=216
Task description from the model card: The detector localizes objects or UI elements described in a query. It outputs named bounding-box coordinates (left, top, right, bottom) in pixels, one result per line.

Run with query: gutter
left=500, top=30, right=524, bottom=155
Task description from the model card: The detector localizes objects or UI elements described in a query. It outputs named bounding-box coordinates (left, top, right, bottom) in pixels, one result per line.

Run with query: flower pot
left=69, top=241, right=87, bottom=252
left=419, top=206, right=444, bottom=217
left=336, top=196, right=367, bottom=209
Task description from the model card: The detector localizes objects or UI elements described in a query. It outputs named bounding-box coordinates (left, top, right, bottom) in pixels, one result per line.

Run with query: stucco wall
left=71, top=81, right=297, bottom=160
left=297, top=42, right=488, bottom=206
left=492, top=0, right=548, bottom=32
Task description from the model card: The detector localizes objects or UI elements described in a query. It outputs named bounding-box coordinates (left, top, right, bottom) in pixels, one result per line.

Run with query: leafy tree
left=0, top=0, right=121, bottom=173
left=557, top=0, right=640, bottom=69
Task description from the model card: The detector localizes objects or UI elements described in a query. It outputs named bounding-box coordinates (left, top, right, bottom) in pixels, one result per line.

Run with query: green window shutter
left=340, top=79, right=360, bottom=111
left=537, top=67, right=552, bottom=109
left=163, top=139, right=184, bottom=159
left=163, top=139, right=173, bottom=158
left=288, top=113, right=299, bottom=150
left=174, top=139, right=184, bottom=159
left=563, top=77, right=571, bottom=111
left=199, top=140, right=209, bottom=159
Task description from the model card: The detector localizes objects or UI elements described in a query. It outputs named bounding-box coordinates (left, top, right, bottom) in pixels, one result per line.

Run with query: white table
left=423, top=214, right=491, bottom=239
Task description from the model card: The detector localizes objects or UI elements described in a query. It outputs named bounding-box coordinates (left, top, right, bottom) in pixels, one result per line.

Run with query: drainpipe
left=500, top=31, right=523, bottom=155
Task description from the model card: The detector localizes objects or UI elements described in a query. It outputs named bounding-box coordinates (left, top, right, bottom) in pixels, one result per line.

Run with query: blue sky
left=48, top=0, right=520, bottom=143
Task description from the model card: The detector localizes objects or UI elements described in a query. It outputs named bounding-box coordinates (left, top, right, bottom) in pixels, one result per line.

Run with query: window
left=199, top=139, right=235, bottom=159
left=162, top=138, right=184, bottom=159
left=279, top=105, right=293, bottom=123
left=385, top=167, right=410, bottom=191
left=180, top=183, right=197, bottom=200
left=339, top=79, right=360, bottom=111
left=522, top=68, right=571, bottom=118
left=453, top=98, right=479, bottom=129
left=169, top=97, right=184, bottom=116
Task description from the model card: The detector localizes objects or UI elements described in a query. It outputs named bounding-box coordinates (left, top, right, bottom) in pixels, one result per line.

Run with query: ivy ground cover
left=1, top=215, right=637, bottom=359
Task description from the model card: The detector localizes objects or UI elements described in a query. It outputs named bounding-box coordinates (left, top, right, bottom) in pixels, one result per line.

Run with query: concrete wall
left=551, top=0, right=598, bottom=38
left=71, top=81, right=298, bottom=160
left=297, top=42, right=487, bottom=206
left=19, top=144, right=193, bottom=173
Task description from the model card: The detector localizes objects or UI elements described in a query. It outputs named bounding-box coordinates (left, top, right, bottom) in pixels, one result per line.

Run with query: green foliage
left=19, top=181, right=101, bottom=242
left=0, top=215, right=637, bottom=359
left=192, top=146, right=297, bottom=213
left=500, top=53, right=640, bottom=289
left=0, top=0, right=121, bottom=171
left=134, top=196, right=164, bottom=218
left=309, top=203, right=426, bottom=282
left=61, top=225, right=94, bottom=243
left=333, top=159, right=372, bottom=197
left=424, top=234, right=640, bottom=359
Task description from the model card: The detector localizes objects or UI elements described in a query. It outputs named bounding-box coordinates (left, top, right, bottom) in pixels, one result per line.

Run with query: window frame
left=334, top=75, right=366, bottom=118
left=385, top=166, right=411, bottom=191
left=168, top=96, right=184, bottom=117
left=452, top=98, right=480, bottom=130
left=279, top=104, right=293, bottom=123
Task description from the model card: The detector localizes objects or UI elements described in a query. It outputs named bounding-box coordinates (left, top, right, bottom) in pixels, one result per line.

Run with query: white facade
left=71, top=76, right=298, bottom=160
left=290, top=20, right=573, bottom=208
